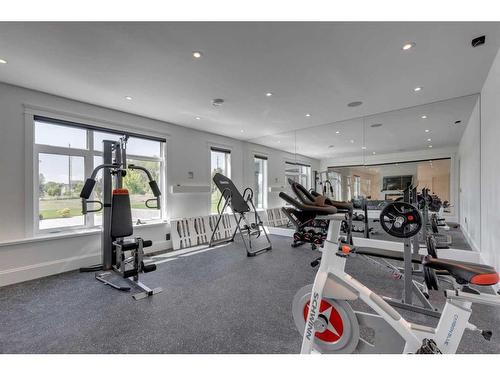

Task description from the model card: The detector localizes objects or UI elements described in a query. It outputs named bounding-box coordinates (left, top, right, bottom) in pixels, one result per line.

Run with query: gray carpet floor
left=0, top=234, right=498, bottom=354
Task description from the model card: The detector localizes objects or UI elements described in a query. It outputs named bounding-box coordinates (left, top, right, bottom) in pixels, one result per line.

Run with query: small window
left=254, top=156, right=268, bottom=209
left=353, top=175, right=361, bottom=198
left=38, top=153, right=85, bottom=230
left=210, top=148, right=231, bottom=214
left=35, top=121, right=87, bottom=149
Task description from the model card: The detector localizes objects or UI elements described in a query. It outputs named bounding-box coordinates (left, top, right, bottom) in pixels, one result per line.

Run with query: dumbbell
left=293, top=232, right=304, bottom=242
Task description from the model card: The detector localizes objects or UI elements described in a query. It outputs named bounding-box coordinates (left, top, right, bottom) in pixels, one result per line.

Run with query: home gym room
left=1, top=2, right=500, bottom=368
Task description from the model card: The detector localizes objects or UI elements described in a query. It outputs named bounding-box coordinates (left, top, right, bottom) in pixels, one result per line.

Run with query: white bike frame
left=301, top=214, right=500, bottom=354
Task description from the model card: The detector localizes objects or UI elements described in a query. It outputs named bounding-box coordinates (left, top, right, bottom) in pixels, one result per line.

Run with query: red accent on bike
left=303, top=299, right=344, bottom=343
left=407, top=215, right=414, bottom=221
left=470, top=273, right=499, bottom=286
left=341, top=245, right=351, bottom=254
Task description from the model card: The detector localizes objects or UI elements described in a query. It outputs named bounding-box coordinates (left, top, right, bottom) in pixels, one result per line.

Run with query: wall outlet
left=165, top=233, right=171, bottom=241
left=188, top=171, right=194, bottom=179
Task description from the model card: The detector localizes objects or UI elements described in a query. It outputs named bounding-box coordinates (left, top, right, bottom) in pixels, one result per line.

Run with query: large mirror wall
left=249, top=94, right=479, bottom=216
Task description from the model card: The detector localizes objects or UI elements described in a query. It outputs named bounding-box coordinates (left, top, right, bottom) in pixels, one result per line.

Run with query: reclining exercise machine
left=209, top=173, right=272, bottom=257
left=291, top=203, right=500, bottom=354
left=281, top=178, right=354, bottom=248
left=80, top=137, right=163, bottom=300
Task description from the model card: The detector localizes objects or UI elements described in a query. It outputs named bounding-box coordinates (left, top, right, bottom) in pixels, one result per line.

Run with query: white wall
left=0, top=82, right=319, bottom=286
left=480, top=48, right=500, bottom=272
left=457, top=98, right=481, bottom=251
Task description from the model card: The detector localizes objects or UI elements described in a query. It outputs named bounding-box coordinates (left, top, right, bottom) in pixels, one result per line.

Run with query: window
left=285, top=162, right=311, bottom=190
left=34, top=118, right=165, bottom=233
left=254, top=156, right=268, bottom=209
left=210, top=147, right=231, bottom=214
left=328, top=171, right=342, bottom=201
left=38, top=153, right=85, bottom=230
left=353, top=175, right=361, bottom=199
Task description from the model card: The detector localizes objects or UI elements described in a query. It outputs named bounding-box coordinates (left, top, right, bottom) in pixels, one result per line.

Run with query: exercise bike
left=292, top=202, right=500, bottom=354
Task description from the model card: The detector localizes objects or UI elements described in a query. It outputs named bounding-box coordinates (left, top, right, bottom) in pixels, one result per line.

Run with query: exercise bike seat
left=422, top=256, right=499, bottom=286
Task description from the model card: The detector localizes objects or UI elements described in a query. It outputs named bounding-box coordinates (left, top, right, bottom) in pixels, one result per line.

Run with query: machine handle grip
left=145, top=198, right=160, bottom=210
left=82, top=199, right=103, bottom=214
left=149, top=180, right=161, bottom=197
left=80, top=178, right=96, bottom=199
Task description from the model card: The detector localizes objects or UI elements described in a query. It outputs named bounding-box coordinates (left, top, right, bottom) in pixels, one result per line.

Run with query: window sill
left=0, top=220, right=168, bottom=248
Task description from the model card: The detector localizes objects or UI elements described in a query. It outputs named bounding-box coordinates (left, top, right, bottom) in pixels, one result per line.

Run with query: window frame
left=32, top=115, right=166, bottom=235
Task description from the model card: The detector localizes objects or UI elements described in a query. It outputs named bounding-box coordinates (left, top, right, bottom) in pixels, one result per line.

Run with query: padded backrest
left=212, top=173, right=250, bottom=213
left=111, top=189, right=133, bottom=238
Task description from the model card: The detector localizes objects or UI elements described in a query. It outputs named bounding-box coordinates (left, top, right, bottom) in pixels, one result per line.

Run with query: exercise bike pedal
left=481, top=330, right=493, bottom=341
left=310, top=257, right=322, bottom=268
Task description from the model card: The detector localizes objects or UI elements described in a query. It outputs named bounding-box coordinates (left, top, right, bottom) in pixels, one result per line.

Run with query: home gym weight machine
left=208, top=173, right=272, bottom=256
left=79, top=137, right=163, bottom=300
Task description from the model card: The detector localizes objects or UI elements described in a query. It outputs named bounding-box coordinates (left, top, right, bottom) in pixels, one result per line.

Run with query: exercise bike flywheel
left=292, top=284, right=360, bottom=353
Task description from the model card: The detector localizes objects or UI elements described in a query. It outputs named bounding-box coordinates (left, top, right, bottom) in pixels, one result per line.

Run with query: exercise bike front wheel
left=292, top=284, right=360, bottom=353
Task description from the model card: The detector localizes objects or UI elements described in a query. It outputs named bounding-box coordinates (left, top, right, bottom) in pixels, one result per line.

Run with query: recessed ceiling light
left=350, top=139, right=355, bottom=144
left=125, top=96, right=133, bottom=101
left=0, top=58, right=7, bottom=64
left=347, top=101, right=363, bottom=107
left=277, top=140, right=281, bottom=144
left=454, top=120, right=462, bottom=125
left=265, top=92, right=274, bottom=97
left=361, top=146, right=367, bottom=150
left=413, top=87, right=423, bottom=92
left=305, top=113, right=311, bottom=117
left=402, top=42, right=416, bottom=51
left=370, top=123, right=383, bottom=128
left=427, top=138, right=432, bottom=142
left=428, top=145, right=433, bottom=148
left=195, top=116, right=201, bottom=120
left=240, top=129, right=244, bottom=133
left=335, top=131, right=340, bottom=134
left=421, top=115, right=427, bottom=119
left=372, top=151, right=376, bottom=155
left=425, top=129, right=430, bottom=133
left=192, top=51, right=203, bottom=59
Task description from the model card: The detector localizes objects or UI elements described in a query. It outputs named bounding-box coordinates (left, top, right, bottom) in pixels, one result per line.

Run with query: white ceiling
left=253, top=94, right=478, bottom=159
left=0, top=22, right=499, bottom=142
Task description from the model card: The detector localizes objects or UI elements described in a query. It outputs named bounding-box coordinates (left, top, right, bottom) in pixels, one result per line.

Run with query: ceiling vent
left=212, top=98, right=224, bottom=107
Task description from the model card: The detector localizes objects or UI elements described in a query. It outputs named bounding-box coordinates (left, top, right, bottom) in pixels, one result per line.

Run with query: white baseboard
left=0, top=239, right=171, bottom=288
left=0, top=252, right=100, bottom=287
